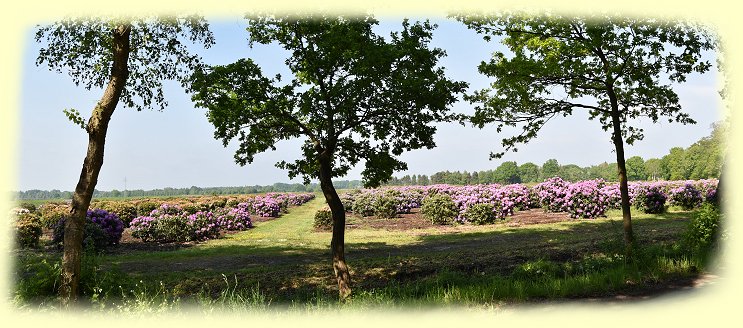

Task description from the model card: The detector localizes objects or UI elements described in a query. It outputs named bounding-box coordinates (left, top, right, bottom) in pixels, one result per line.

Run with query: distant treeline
left=384, top=122, right=724, bottom=186
left=15, top=180, right=363, bottom=200
left=16, top=123, right=723, bottom=200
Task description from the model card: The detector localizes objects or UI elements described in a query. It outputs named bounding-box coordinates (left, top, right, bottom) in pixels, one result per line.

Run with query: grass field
left=12, top=196, right=721, bottom=311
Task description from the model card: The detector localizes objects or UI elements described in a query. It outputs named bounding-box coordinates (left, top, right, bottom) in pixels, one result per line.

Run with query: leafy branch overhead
left=190, top=14, right=468, bottom=187
left=456, top=13, right=717, bottom=159
left=36, top=16, right=215, bottom=112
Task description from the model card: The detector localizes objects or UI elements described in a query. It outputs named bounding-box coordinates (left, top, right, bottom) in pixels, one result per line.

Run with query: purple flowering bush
left=669, top=184, right=704, bottom=210
left=53, top=209, right=124, bottom=250
left=634, top=186, right=667, bottom=214
left=187, top=211, right=221, bottom=241
left=213, top=206, right=253, bottom=231
left=243, top=196, right=282, bottom=217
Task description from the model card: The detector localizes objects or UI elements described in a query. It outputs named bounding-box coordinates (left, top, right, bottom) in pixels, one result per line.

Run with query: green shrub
left=373, top=193, right=399, bottom=219
left=340, top=190, right=359, bottom=212
left=314, top=207, right=333, bottom=229
left=14, top=213, right=43, bottom=248
left=226, top=199, right=240, bottom=208
left=209, top=198, right=228, bottom=210
left=100, top=201, right=138, bottom=226
left=181, top=202, right=202, bottom=214
left=18, top=202, right=37, bottom=212
left=684, top=202, right=721, bottom=251
left=38, top=203, right=70, bottom=229
left=352, top=193, right=377, bottom=217
left=421, top=193, right=458, bottom=225
left=52, top=218, right=109, bottom=252
left=150, top=216, right=193, bottom=243
left=464, top=203, right=497, bottom=225
left=136, top=201, right=159, bottom=216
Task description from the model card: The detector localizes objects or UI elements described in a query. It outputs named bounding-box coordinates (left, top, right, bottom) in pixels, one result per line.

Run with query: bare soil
left=342, top=207, right=573, bottom=231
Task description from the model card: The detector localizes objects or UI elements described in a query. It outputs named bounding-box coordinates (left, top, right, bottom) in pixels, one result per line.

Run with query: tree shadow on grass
left=97, top=213, right=703, bottom=303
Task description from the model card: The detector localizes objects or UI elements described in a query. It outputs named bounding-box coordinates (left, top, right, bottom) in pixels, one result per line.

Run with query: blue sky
left=17, top=16, right=722, bottom=191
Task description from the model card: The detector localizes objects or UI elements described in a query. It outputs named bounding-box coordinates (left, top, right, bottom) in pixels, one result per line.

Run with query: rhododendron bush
left=128, top=192, right=314, bottom=243
left=340, top=179, right=717, bottom=224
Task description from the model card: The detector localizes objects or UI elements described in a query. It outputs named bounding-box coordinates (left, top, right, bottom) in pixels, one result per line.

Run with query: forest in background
left=15, top=122, right=724, bottom=200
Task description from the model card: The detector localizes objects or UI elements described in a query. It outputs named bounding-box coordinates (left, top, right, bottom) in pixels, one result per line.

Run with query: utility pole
left=124, top=176, right=127, bottom=197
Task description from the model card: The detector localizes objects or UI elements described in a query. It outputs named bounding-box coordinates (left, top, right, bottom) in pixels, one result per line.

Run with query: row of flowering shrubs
left=12, top=192, right=315, bottom=248
left=340, top=178, right=718, bottom=225
left=124, top=192, right=315, bottom=243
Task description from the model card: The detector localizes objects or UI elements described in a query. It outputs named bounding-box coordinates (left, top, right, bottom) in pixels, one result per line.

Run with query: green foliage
left=494, top=161, right=521, bottom=184
left=558, top=164, right=586, bottom=182
left=38, top=203, right=70, bottom=228
left=99, top=201, right=138, bottom=226
left=35, top=16, right=214, bottom=112
left=541, top=159, right=560, bottom=179
left=63, top=108, right=87, bottom=130
left=659, top=123, right=725, bottom=180
left=14, top=258, right=61, bottom=302
left=189, top=14, right=467, bottom=187
left=18, top=202, right=37, bottom=212
left=314, top=207, right=333, bottom=229
left=373, top=192, right=399, bottom=219
left=352, top=192, right=377, bottom=217
left=52, top=218, right=109, bottom=252
left=458, top=13, right=716, bottom=159
left=142, top=216, right=192, bottom=243
left=684, top=203, right=721, bottom=251
left=421, top=193, right=458, bottom=225
left=512, top=259, right=563, bottom=280
left=463, top=203, right=497, bottom=225
left=136, top=201, right=159, bottom=216
left=625, top=156, right=646, bottom=181
left=14, top=213, right=43, bottom=248
left=518, top=162, right=540, bottom=183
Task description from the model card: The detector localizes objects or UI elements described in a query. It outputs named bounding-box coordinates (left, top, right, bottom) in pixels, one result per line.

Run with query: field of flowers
left=341, top=178, right=718, bottom=224
left=11, top=192, right=316, bottom=248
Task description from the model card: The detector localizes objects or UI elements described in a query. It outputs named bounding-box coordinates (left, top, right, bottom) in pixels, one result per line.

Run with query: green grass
left=11, top=200, right=718, bottom=311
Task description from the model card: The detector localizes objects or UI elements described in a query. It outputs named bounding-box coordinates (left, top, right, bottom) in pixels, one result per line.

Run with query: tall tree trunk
left=60, top=24, right=131, bottom=305
left=608, top=103, right=634, bottom=254
left=317, top=155, right=352, bottom=299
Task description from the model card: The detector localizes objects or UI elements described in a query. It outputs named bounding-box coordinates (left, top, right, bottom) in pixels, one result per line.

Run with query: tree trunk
left=60, top=24, right=131, bottom=305
left=317, top=155, right=352, bottom=299
left=608, top=105, right=635, bottom=254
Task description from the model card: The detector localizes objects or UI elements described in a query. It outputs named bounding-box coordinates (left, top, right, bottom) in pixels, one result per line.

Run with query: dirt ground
left=343, top=207, right=574, bottom=231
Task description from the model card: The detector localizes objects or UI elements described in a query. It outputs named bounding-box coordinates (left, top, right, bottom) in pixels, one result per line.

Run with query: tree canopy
left=189, top=13, right=466, bottom=298
left=36, top=16, right=215, bottom=112
left=457, top=13, right=716, bottom=249
left=191, top=15, right=467, bottom=187
left=459, top=13, right=716, bottom=157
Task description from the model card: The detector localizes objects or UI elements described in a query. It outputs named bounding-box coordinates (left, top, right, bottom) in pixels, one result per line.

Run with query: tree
left=459, top=13, right=715, bottom=250
left=35, top=16, right=213, bottom=303
left=662, top=147, right=690, bottom=180
left=518, top=162, right=540, bottom=183
left=494, top=161, right=521, bottom=184
left=190, top=14, right=466, bottom=298
left=644, top=158, right=662, bottom=180
left=558, top=164, right=586, bottom=182
left=541, top=159, right=560, bottom=180
left=625, top=156, right=647, bottom=181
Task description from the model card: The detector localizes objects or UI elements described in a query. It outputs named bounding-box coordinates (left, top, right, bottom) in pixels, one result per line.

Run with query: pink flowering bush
left=533, top=177, right=571, bottom=212
left=565, top=179, right=609, bottom=219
